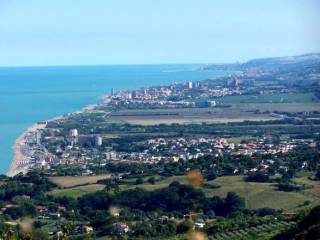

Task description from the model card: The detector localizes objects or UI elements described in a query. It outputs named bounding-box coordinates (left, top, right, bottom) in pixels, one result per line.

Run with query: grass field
left=227, top=135, right=254, bottom=144
left=119, top=173, right=320, bottom=211
left=49, top=184, right=105, bottom=198
left=219, top=92, right=319, bottom=104
left=49, top=174, right=111, bottom=188
left=47, top=173, right=320, bottom=211
left=97, top=234, right=187, bottom=240
left=205, top=175, right=318, bottom=211
left=237, top=102, right=320, bottom=112
left=109, top=107, right=281, bottom=125
left=107, top=92, right=320, bottom=125
left=120, top=175, right=188, bottom=191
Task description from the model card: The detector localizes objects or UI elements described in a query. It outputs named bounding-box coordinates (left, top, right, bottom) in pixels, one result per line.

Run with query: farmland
left=47, top=172, right=320, bottom=211
left=218, top=92, right=318, bottom=104
left=6, top=54, right=319, bottom=239
left=205, top=175, right=320, bottom=210
left=107, top=91, right=320, bottom=125
left=109, top=107, right=281, bottom=125
left=49, top=184, right=105, bottom=198
left=49, top=174, right=111, bottom=188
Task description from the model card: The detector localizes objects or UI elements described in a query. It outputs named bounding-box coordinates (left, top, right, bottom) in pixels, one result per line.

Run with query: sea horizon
left=0, top=64, right=230, bottom=174
left=0, top=62, right=215, bottom=69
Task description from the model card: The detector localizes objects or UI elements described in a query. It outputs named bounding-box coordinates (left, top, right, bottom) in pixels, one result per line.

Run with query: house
left=35, top=205, right=48, bottom=213
left=82, top=169, right=93, bottom=176
left=113, top=222, right=129, bottom=235
left=58, top=205, right=66, bottom=212
left=301, top=161, right=308, bottom=169
left=159, top=215, right=170, bottom=221
left=82, top=225, right=94, bottom=233
left=1, top=204, right=19, bottom=214
left=282, top=211, right=296, bottom=219
left=193, top=219, right=206, bottom=229
left=48, top=212, right=61, bottom=219
left=259, top=164, right=269, bottom=172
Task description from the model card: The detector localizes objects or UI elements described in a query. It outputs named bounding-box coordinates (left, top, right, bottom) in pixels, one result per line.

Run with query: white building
left=70, top=129, right=78, bottom=137
left=95, top=136, right=103, bottom=147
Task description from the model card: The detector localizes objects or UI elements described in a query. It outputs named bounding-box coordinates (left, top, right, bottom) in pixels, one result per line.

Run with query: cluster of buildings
left=232, top=138, right=316, bottom=156
left=31, top=127, right=317, bottom=174
left=15, top=129, right=54, bottom=173
left=0, top=200, right=130, bottom=236
left=15, top=128, right=105, bottom=172
left=101, top=79, right=242, bottom=109
left=131, top=137, right=316, bottom=163
left=15, top=68, right=318, bottom=175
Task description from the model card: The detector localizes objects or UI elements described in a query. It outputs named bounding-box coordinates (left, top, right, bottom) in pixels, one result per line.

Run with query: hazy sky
left=0, top=0, right=319, bottom=66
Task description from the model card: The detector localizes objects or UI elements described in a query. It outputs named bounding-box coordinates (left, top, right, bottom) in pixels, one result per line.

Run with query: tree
left=207, top=172, right=217, bottom=181
left=147, top=177, right=156, bottom=185
left=176, top=221, right=190, bottom=234
left=224, top=192, right=245, bottom=215
left=256, top=207, right=278, bottom=217
left=32, top=229, right=49, bottom=240
left=315, top=167, right=320, bottom=180
left=61, top=221, right=75, bottom=237
left=135, top=177, right=144, bottom=185
left=246, top=172, right=270, bottom=183
left=273, top=205, right=320, bottom=240
left=0, top=224, right=18, bottom=240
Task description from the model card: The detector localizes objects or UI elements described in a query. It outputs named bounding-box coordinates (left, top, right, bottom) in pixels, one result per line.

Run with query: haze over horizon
left=0, top=0, right=319, bottom=67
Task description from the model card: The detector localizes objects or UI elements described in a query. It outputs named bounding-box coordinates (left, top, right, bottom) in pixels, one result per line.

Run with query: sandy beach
left=7, top=123, right=47, bottom=177
left=6, top=111, right=84, bottom=177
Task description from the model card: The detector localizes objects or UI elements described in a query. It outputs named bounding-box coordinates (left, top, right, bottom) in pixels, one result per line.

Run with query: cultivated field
left=49, top=174, right=111, bottom=188
left=109, top=107, right=281, bottom=125
left=219, top=92, right=318, bottom=104
left=119, top=174, right=320, bottom=210
left=47, top=172, right=320, bottom=211
left=107, top=92, right=320, bottom=125
left=205, top=175, right=319, bottom=210
left=49, top=184, right=105, bottom=198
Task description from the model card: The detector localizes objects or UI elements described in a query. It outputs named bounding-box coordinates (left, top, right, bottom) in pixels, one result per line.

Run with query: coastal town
left=1, top=0, right=320, bottom=238
left=101, top=78, right=241, bottom=109
left=8, top=53, right=320, bottom=177
left=10, top=124, right=317, bottom=177
left=2, top=55, right=320, bottom=240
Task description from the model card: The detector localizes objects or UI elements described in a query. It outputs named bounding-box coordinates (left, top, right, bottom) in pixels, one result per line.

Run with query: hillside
left=201, top=53, right=320, bottom=72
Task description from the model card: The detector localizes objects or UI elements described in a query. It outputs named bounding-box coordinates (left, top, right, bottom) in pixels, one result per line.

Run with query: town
left=29, top=127, right=316, bottom=177
left=3, top=53, right=320, bottom=240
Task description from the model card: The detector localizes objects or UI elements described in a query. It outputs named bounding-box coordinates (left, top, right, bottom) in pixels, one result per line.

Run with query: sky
left=0, top=0, right=319, bottom=66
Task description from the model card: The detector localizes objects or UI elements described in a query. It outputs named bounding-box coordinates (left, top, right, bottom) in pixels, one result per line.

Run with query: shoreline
left=6, top=104, right=97, bottom=177
left=5, top=70, right=230, bottom=177
left=7, top=123, right=47, bottom=177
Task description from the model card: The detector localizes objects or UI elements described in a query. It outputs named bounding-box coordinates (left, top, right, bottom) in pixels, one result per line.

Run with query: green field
left=97, top=234, right=187, bottom=240
left=48, top=173, right=320, bottom=211
left=237, top=102, right=320, bottom=112
left=106, top=91, right=320, bottom=125
left=119, top=175, right=189, bottom=191
left=49, top=174, right=111, bottom=188
left=97, top=221, right=293, bottom=240
left=205, top=175, right=319, bottom=210
left=109, top=107, right=280, bottom=125
left=49, top=184, right=105, bottom=198
left=219, top=92, right=319, bottom=104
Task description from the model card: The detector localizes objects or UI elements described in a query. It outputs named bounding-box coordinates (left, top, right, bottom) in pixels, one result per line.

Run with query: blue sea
left=0, top=64, right=229, bottom=174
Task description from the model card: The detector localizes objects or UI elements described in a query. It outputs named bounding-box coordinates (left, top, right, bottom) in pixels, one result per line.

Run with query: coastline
left=5, top=69, right=230, bottom=177
left=6, top=104, right=97, bottom=177
left=7, top=123, right=47, bottom=177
